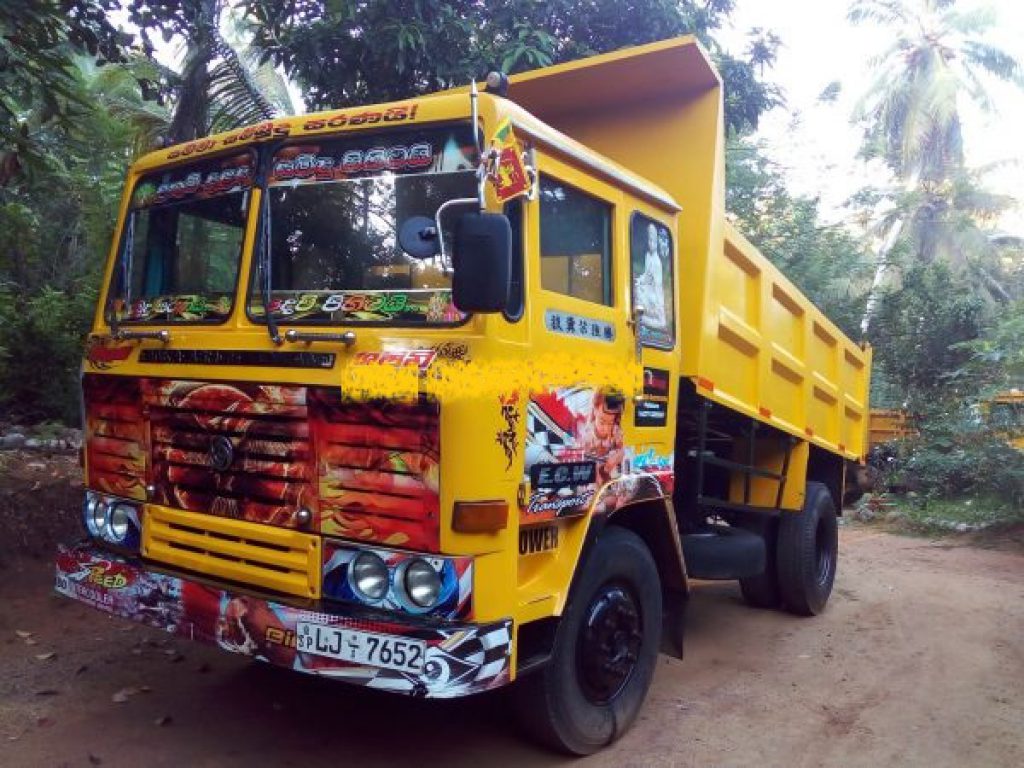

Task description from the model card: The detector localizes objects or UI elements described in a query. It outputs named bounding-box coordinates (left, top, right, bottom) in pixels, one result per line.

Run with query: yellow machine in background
left=56, top=37, right=870, bottom=754
left=986, top=390, right=1024, bottom=450
left=868, top=408, right=917, bottom=450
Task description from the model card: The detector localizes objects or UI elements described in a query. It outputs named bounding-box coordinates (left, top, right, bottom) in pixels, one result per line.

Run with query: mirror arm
left=434, top=197, right=480, bottom=272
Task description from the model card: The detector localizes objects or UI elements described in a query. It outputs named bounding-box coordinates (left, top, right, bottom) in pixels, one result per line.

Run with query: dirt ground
left=0, top=455, right=1022, bottom=767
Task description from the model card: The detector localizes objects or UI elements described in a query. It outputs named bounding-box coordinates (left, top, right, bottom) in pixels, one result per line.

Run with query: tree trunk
left=860, top=217, right=904, bottom=337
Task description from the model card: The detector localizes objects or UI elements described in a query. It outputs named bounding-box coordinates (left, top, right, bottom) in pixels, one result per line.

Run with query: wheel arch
left=605, top=498, right=688, bottom=595
left=807, top=445, right=844, bottom=513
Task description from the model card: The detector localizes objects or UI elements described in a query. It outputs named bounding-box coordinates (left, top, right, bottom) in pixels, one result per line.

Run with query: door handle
left=628, top=305, right=645, bottom=362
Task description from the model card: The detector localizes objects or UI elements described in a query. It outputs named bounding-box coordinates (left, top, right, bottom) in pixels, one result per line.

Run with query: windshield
left=250, top=124, right=478, bottom=325
left=110, top=152, right=253, bottom=323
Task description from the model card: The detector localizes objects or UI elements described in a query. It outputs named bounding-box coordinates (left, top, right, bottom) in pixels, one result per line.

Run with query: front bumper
left=55, top=543, right=512, bottom=699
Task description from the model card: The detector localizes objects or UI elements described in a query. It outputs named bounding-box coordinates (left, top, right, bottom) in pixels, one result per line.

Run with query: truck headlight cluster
left=83, top=491, right=141, bottom=551
left=323, top=543, right=470, bottom=619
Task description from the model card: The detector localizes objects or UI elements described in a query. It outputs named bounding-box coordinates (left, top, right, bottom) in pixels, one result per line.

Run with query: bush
left=887, top=407, right=1024, bottom=512
left=0, top=285, right=97, bottom=424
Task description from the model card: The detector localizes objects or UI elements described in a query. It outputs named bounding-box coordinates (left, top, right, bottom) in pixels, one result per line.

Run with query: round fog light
left=351, top=551, right=389, bottom=601
left=106, top=504, right=133, bottom=543
left=404, top=559, right=441, bottom=608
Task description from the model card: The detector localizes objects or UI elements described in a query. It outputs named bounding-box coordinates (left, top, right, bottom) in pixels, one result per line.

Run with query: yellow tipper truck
left=57, top=37, right=871, bottom=753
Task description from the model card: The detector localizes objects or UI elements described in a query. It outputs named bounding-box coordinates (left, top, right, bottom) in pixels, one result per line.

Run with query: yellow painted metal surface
left=868, top=408, right=917, bottom=449
left=700, top=225, right=872, bottom=460
left=143, top=506, right=322, bottom=598
left=985, top=391, right=1024, bottom=451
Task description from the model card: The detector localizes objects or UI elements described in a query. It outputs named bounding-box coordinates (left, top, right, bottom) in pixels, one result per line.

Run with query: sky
left=719, top=0, right=1024, bottom=232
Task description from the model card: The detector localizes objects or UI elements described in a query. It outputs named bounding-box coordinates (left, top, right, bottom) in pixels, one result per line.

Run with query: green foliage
left=0, top=286, right=96, bottom=423
left=884, top=407, right=1024, bottom=513
left=948, top=300, right=1024, bottom=395
left=243, top=0, right=779, bottom=135
left=126, top=0, right=281, bottom=142
left=869, top=262, right=987, bottom=407
left=726, top=136, right=871, bottom=338
left=0, top=60, right=167, bottom=422
left=0, top=0, right=134, bottom=177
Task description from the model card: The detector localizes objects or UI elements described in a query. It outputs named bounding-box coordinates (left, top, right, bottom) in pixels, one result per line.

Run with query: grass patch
left=869, top=494, right=1024, bottom=534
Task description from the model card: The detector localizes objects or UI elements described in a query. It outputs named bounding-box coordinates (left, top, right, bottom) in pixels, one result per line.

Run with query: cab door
left=518, top=155, right=635, bottom=526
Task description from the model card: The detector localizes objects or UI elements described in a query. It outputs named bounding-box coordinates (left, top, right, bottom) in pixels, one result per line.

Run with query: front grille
left=313, top=393, right=441, bottom=552
left=143, top=380, right=314, bottom=528
left=83, top=375, right=146, bottom=501
left=143, top=505, right=321, bottom=598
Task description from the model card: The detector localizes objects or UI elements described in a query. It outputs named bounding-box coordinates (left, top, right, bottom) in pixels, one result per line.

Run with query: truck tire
left=776, top=482, right=838, bottom=616
left=514, top=527, right=662, bottom=755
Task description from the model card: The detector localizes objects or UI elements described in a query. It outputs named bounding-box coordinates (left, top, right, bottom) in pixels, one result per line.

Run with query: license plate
left=296, top=622, right=427, bottom=674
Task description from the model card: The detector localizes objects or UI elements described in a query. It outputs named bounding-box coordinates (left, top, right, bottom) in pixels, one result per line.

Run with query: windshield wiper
left=259, top=190, right=282, bottom=345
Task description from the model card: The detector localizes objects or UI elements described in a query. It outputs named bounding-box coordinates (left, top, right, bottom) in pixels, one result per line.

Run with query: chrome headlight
left=350, top=551, right=389, bottom=601
left=88, top=498, right=109, bottom=538
left=402, top=558, right=442, bottom=609
left=106, top=503, right=133, bottom=544
left=82, top=492, right=140, bottom=551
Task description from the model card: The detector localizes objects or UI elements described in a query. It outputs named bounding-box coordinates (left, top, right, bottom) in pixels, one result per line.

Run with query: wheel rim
left=576, top=583, right=642, bottom=705
left=814, top=516, right=835, bottom=588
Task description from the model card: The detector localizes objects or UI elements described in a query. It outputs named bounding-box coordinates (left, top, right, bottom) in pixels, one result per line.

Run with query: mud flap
left=660, top=588, right=687, bottom=659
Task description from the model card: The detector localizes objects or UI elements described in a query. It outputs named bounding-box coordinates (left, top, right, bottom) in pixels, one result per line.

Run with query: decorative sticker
left=522, top=387, right=626, bottom=521
left=56, top=543, right=510, bottom=699
left=114, top=294, right=234, bottom=323
left=163, top=105, right=421, bottom=162
left=251, top=290, right=465, bottom=324
left=544, top=310, right=615, bottom=342
left=630, top=216, right=675, bottom=348
left=496, top=391, right=522, bottom=471
left=519, top=524, right=560, bottom=556
left=635, top=400, right=668, bottom=427
left=636, top=367, right=671, bottom=427
left=353, top=348, right=438, bottom=371
left=131, top=153, right=254, bottom=209
left=85, top=336, right=133, bottom=370
left=269, top=125, right=477, bottom=187
left=521, top=387, right=676, bottom=523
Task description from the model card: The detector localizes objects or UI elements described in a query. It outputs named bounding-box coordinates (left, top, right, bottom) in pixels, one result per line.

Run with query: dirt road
left=1, top=524, right=1022, bottom=767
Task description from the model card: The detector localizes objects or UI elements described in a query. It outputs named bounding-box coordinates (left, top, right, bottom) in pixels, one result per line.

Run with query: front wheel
left=514, top=527, right=662, bottom=755
left=776, top=481, right=838, bottom=616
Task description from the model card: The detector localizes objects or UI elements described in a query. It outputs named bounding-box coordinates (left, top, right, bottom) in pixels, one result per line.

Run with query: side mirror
left=452, top=212, right=511, bottom=314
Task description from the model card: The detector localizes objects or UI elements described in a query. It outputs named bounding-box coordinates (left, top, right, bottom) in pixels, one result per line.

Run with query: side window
left=539, top=177, right=612, bottom=306
left=504, top=199, right=524, bottom=320
left=630, top=214, right=675, bottom=348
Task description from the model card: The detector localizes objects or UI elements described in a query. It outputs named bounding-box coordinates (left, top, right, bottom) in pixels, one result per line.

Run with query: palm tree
left=164, top=0, right=280, bottom=143
left=850, top=0, right=1023, bottom=333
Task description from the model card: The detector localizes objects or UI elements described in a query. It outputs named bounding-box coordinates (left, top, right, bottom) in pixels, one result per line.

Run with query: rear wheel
left=514, top=527, right=662, bottom=755
left=776, top=482, right=838, bottom=616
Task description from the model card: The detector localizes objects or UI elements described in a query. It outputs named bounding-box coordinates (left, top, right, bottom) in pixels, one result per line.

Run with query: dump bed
left=507, top=37, right=871, bottom=461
